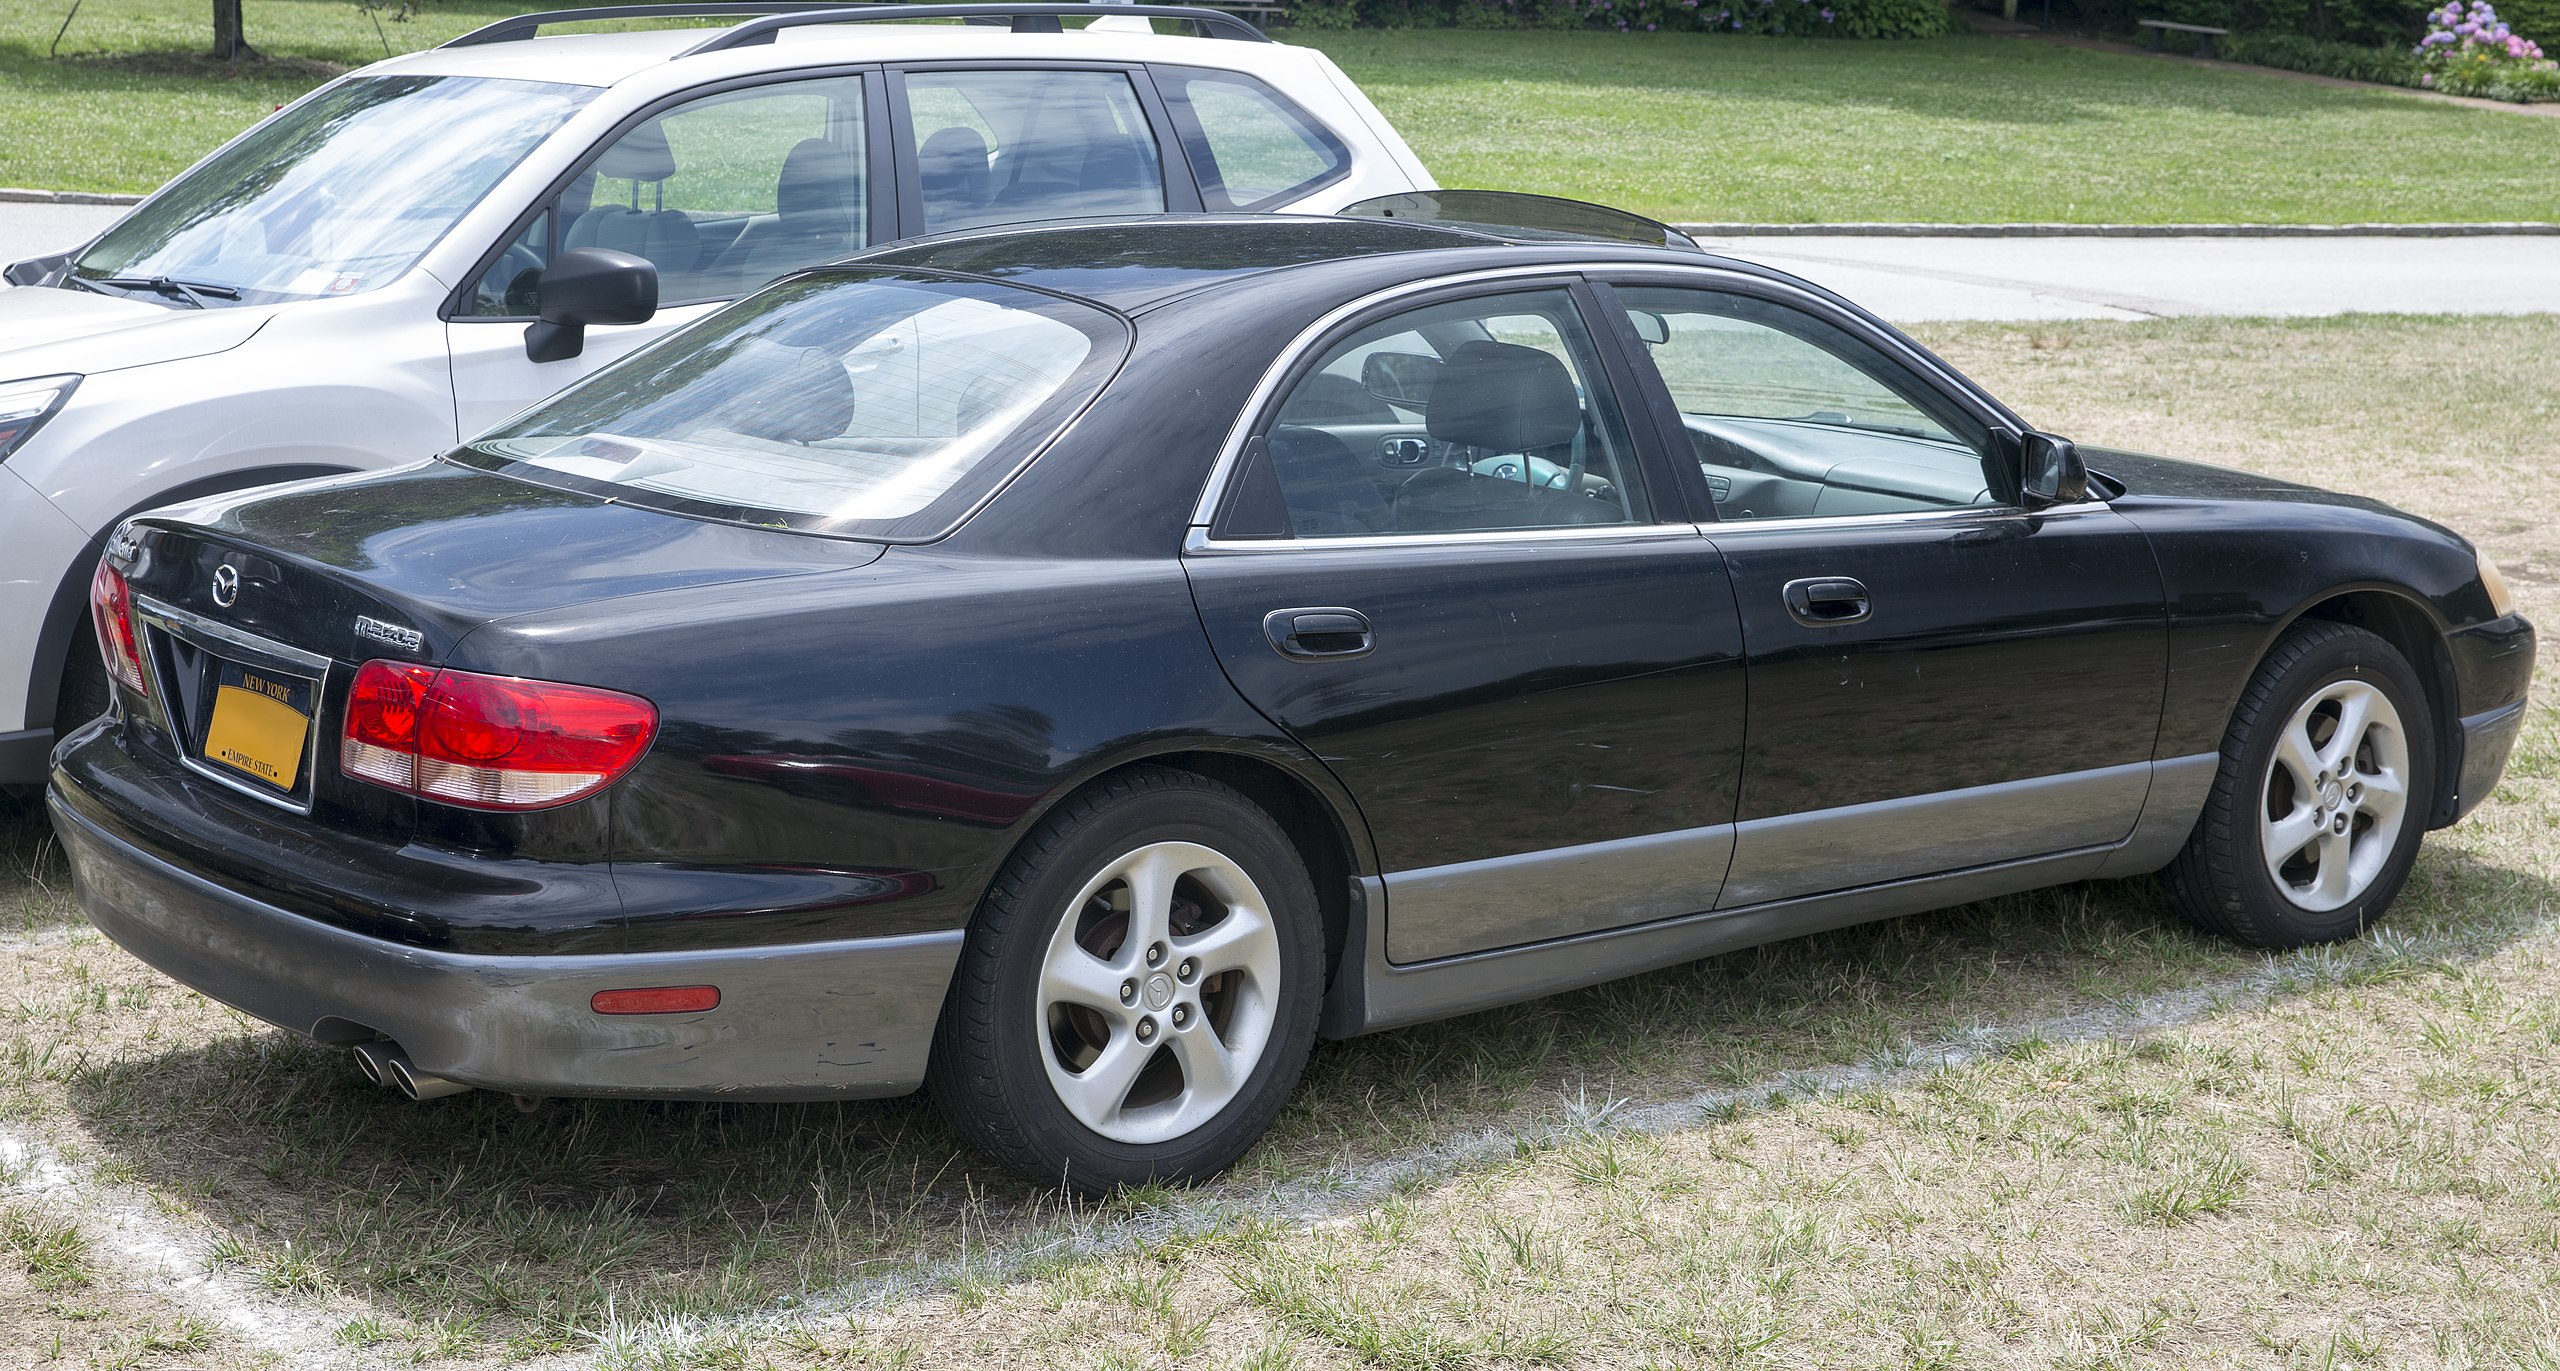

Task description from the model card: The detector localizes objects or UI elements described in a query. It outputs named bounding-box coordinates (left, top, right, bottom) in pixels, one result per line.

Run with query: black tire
left=53, top=621, right=110, bottom=745
left=2163, top=621, right=2435, bottom=948
left=927, top=766, right=1324, bottom=1192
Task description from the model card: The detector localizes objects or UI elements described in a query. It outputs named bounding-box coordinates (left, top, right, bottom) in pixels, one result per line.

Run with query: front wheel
left=928, top=768, right=1323, bottom=1191
left=2164, top=621, right=2435, bottom=948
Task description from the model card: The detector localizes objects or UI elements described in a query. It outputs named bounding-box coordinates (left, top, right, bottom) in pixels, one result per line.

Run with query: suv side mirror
left=524, top=248, right=658, bottom=364
left=2019, top=431, right=2087, bottom=509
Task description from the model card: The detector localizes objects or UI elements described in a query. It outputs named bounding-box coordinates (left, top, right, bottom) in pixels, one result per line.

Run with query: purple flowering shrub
left=2415, top=0, right=2560, bottom=94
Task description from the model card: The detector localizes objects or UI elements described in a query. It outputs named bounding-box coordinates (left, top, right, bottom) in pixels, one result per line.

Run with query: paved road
left=0, top=201, right=126, bottom=268
left=1689, top=233, right=2560, bottom=322
left=6, top=201, right=2557, bottom=322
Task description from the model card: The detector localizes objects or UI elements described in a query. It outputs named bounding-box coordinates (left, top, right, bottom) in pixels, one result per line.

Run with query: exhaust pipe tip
left=386, top=1054, right=472, bottom=1102
left=351, top=1041, right=396, bottom=1088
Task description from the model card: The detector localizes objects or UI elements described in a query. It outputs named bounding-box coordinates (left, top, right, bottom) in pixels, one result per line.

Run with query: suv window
left=470, top=75, right=869, bottom=315
left=904, top=70, right=1167, bottom=235
left=1154, top=67, right=1350, bottom=212
left=1241, top=288, right=1650, bottom=538
left=1611, top=286, right=1996, bottom=522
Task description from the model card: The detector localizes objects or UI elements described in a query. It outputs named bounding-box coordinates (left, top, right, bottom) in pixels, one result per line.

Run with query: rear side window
left=1154, top=67, right=1351, bottom=212
left=902, top=69, right=1168, bottom=235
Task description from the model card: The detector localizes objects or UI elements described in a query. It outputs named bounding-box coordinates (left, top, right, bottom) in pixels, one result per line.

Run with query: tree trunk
left=211, top=0, right=256, bottom=60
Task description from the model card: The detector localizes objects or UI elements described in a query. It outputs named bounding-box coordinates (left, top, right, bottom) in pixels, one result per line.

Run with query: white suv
left=0, top=2, right=1432, bottom=785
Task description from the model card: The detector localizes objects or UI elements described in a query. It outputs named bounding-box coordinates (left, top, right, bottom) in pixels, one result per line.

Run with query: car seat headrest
left=1424, top=340, right=1580, bottom=453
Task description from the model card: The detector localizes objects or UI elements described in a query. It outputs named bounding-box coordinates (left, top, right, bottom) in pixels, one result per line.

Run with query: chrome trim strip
left=1695, top=499, right=2115, bottom=539
left=133, top=595, right=332, bottom=817
left=1382, top=821, right=1736, bottom=964
left=1186, top=258, right=2033, bottom=532
left=1184, top=522, right=1704, bottom=555
left=134, top=598, right=336, bottom=674
left=1719, top=760, right=2151, bottom=907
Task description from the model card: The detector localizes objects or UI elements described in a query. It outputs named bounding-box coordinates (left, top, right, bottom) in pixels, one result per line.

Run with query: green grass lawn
left=7, top=1, right=2560, bottom=222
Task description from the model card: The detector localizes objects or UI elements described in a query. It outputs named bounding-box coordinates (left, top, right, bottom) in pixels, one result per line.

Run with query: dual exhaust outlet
left=350, top=1040, right=470, bottom=1101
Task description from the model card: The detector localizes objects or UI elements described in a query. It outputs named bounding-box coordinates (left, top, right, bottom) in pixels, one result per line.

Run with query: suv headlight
left=2478, top=547, right=2517, bottom=618
left=0, top=374, right=80, bottom=461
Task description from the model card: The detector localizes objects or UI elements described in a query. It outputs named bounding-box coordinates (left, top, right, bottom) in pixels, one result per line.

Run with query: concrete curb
left=0, top=187, right=143, bottom=206
left=1676, top=222, right=2560, bottom=237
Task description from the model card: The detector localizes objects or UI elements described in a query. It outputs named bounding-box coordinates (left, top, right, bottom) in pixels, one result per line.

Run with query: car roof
left=365, top=20, right=1311, bottom=87
left=845, top=215, right=1738, bottom=311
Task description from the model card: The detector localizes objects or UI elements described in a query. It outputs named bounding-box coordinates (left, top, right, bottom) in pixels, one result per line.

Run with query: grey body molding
left=1333, top=754, right=2221, bottom=1037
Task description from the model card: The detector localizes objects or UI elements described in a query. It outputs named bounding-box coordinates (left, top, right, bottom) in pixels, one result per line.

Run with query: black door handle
left=1782, top=576, right=1871, bottom=627
left=1263, top=607, right=1374, bottom=660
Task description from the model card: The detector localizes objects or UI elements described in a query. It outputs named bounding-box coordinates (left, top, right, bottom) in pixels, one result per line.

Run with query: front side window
left=904, top=69, right=1167, bottom=235
left=1154, top=67, right=1350, bottom=212
left=1612, top=286, right=1996, bottom=521
left=1235, top=288, right=1650, bottom=539
left=472, top=75, right=870, bottom=315
left=75, top=75, right=594, bottom=307
left=459, top=271, right=1128, bottom=540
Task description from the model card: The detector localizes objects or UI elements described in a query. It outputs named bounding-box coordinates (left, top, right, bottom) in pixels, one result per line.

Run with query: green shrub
left=2221, top=29, right=2427, bottom=78
left=1833, top=0, right=1958, bottom=36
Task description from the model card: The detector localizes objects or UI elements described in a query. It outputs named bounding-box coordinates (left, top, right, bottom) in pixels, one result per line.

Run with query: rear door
left=1595, top=277, right=2169, bottom=907
left=445, top=70, right=886, bottom=436
left=1184, top=278, right=1748, bottom=965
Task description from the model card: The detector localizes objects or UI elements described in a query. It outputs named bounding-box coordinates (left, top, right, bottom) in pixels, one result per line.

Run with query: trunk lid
left=113, top=459, right=879, bottom=835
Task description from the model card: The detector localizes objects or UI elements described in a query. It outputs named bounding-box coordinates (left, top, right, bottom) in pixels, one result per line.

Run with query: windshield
left=457, top=271, right=1130, bottom=540
left=72, top=75, right=594, bottom=308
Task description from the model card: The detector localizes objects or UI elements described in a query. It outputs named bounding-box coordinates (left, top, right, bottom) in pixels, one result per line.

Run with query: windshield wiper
left=94, top=275, right=242, bottom=309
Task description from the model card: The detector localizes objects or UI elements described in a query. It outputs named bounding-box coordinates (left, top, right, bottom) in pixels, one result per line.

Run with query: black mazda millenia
left=50, top=198, right=2536, bottom=1189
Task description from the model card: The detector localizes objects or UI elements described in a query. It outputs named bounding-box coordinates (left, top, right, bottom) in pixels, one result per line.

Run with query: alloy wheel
left=2260, top=679, right=2410, bottom=912
left=1035, top=841, right=1282, bottom=1144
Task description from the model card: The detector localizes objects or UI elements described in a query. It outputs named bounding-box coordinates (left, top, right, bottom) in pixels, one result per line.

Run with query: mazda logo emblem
left=210, top=563, right=241, bottom=608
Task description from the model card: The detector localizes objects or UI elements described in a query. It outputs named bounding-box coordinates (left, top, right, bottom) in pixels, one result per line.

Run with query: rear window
left=1154, top=67, right=1351, bottom=212
left=457, top=271, right=1128, bottom=540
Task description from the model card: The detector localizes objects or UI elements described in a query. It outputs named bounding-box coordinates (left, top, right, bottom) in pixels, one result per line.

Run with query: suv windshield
left=72, top=75, right=594, bottom=308
left=457, top=270, right=1129, bottom=540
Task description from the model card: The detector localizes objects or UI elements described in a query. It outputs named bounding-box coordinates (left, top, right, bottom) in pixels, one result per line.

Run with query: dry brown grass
left=0, top=313, right=2552, bottom=1369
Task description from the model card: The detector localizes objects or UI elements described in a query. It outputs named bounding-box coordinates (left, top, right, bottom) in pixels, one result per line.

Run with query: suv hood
left=0, top=285, right=273, bottom=379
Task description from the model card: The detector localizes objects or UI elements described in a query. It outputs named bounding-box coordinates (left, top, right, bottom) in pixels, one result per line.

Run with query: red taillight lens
left=88, top=558, right=147, bottom=698
left=339, top=660, right=656, bottom=810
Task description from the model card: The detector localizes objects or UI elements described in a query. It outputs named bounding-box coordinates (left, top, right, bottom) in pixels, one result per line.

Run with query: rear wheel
left=928, top=767, right=1323, bottom=1191
left=2164, top=622, right=2434, bottom=947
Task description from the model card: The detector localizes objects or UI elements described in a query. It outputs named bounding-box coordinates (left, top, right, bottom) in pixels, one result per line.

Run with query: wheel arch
left=27, top=463, right=356, bottom=734
left=1002, top=741, right=1375, bottom=992
left=2274, top=584, right=2463, bottom=828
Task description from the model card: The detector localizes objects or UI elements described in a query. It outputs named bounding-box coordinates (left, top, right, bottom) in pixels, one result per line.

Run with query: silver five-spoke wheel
left=2260, top=678, right=2410, bottom=912
left=1036, top=841, right=1282, bottom=1144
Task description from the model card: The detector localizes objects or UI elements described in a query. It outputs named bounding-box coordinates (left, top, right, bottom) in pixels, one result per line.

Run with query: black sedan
left=49, top=201, right=2536, bottom=1189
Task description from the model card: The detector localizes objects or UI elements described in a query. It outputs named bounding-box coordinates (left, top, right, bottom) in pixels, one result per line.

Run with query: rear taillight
left=88, top=558, right=147, bottom=697
left=339, top=660, right=657, bottom=811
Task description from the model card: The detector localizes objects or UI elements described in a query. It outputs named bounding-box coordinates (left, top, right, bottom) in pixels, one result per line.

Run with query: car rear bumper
left=49, top=787, right=961, bottom=1102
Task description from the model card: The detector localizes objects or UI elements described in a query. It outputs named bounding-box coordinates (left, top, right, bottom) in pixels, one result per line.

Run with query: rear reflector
left=88, top=559, right=147, bottom=697
left=340, top=659, right=657, bottom=811
left=591, top=986, right=720, bottom=1015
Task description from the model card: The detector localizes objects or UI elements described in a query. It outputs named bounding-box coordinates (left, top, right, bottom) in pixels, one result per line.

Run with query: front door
left=1597, top=280, right=2168, bottom=907
left=446, top=71, right=878, bottom=436
left=1184, top=282, right=1748, bottom=964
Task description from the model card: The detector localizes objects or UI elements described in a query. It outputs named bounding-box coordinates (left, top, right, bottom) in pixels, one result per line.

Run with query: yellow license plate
left=201, top=664, right=314, bottom=792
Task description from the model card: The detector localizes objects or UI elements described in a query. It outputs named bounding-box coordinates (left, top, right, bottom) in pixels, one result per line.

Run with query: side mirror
left=523, top=248, right=658, bottom=364
left=2019, top=431, right=2087, bottom=509
left=1628, top=310, right=1671, bottom=346
left=1360, top=351, right=1443, bottom=409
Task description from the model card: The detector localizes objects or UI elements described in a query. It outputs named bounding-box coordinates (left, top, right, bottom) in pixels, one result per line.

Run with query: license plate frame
left=130, top=595, right=336, bottom=814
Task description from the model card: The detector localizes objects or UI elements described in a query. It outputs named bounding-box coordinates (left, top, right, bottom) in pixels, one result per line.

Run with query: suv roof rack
left=443, top=2, right=1270, bottom=49
left=1338, top=191, right=1703, bottom=252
